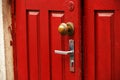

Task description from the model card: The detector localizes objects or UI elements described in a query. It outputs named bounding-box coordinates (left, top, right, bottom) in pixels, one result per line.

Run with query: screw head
left=68, top=1, right=75, bottom=11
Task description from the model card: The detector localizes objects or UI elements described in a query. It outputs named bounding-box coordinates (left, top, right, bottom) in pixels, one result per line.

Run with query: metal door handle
left=54, top=39, right=74, bottom=72
left=54, top=50, right=74, bottom=55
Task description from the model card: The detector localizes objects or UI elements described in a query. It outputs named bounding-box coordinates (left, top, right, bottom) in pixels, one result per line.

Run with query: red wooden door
left=84, top=0, right=120, bottom=80
left=15, top=0, right=81, bottom=80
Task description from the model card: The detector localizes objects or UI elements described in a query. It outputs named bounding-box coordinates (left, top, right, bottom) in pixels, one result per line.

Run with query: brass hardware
left=66, top=22, right=74, bottom=36
left=58, top=22, right=74, bottom=35
left=58, top=23, right=67, bottom=35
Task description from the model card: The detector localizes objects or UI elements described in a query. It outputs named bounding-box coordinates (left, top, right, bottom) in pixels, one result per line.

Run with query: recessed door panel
left=50, top=12, right=64, bottom=80
left=95, top=12, right=114, bottom=80
left=84, top=0, right=120, bottom=80
left=27, top=11, right=40, bottom=80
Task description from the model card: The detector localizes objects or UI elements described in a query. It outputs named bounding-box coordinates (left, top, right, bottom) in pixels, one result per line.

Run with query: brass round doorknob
left=66, top=22, right=74, bottom=36
left=58, top=22, right=74, bottom=35
left=58, top=23, right=67, bottom=35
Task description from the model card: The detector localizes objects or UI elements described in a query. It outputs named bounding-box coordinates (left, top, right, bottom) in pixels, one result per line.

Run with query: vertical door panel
left=50, top=12, right=64, bottom=80
left=84, top=0, right=120, bottom=80
left=27, top=11, right=40, bottom=80
left=95, top=12, right=114, bottom=80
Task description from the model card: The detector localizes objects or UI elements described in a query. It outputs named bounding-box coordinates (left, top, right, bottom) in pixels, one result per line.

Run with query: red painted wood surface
left=27, top=12, right=39, bottom=80
left=15, top=0, right=81, bottom=80
left=84, top=0, right=120, bottom=80
left=50, top=12, right=64, bottom=80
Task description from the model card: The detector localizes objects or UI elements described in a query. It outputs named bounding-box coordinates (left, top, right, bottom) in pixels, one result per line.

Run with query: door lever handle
left=54, top=39, right=74, bottom=72
left=54, top=50, right=74, bottom=55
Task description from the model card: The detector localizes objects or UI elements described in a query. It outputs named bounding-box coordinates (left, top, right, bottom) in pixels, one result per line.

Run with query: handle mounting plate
left=69, top=39, right=74, bottom=72
left=54, top=39, right=75, bottom=72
